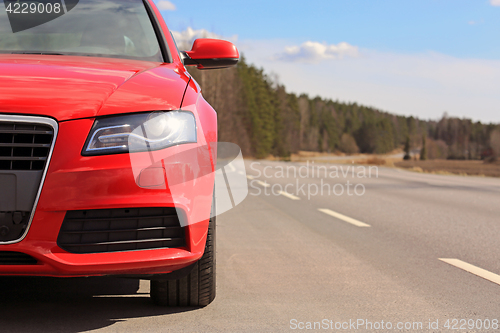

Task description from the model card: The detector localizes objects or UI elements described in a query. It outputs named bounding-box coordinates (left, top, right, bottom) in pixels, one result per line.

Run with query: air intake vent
left=0, top=122, right=54, bottom=171
left=57, top=208, right=186, bottom=254
left=0, top=251, right=37, bottom=265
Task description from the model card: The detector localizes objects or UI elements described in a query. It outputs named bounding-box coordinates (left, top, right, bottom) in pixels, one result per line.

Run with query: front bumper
left=0, top=117, right=215, bottom=277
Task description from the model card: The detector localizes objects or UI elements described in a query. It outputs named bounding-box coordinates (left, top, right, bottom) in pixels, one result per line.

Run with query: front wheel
left=150, top=211, right=216, bottom=307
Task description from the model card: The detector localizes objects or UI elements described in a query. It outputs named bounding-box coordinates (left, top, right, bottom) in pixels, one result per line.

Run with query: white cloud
left=238, top=38, right=500, bottom=122
left=490, top=0, right=500, bottom=6
left=156, top=0, right=176, bottom=11
left=171, top=27, right=237, bottom=50
left=275, top=41, right=359, bottom=63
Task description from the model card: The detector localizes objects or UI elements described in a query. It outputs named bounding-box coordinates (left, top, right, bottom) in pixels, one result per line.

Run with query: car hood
left=0, top=55, right=189, bottom=121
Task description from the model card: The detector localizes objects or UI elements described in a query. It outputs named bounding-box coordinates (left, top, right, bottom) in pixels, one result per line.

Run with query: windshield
left=0, top=0, right=164, bottom=62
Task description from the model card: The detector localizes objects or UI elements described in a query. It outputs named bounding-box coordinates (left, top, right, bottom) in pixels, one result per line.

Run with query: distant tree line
left=188, top=57, right=500, bottom=160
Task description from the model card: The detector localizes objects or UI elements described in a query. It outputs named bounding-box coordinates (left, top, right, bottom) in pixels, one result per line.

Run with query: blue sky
left=156, top=0, right=500, bottom=122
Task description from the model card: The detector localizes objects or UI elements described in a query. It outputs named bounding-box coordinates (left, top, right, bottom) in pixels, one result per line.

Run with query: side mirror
left=182, top=38, right=239, bottom=70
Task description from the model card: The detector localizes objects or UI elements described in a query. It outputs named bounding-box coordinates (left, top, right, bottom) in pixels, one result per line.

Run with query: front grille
left=0, top=122, right=54, bottom=170
left=0, top=115, right=57, bottom=244
left=57, top=208, right=186, bottom=254
left=0, top=251, right=37, bottom=265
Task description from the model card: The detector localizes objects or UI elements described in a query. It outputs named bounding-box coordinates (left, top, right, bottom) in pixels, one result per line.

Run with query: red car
left=0, top=0, right=238, bottom=307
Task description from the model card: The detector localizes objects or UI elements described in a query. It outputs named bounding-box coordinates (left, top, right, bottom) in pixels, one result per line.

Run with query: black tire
left=150, top=201, right=216, bottom=307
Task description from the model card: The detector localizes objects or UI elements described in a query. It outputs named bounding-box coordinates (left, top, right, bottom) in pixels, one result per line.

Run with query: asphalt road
left=2, top=160, right=500, bottom=332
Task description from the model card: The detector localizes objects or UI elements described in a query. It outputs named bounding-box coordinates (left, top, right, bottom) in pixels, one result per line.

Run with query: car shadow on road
left=0, top=276, right=196, bottom=332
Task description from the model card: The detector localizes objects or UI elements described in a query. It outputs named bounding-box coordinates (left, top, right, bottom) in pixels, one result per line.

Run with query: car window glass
left=0, top=0, right=164, bottom=62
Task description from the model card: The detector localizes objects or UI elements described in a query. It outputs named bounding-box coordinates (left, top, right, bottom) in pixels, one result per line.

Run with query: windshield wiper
left=11, top=52, right=65, bottom=55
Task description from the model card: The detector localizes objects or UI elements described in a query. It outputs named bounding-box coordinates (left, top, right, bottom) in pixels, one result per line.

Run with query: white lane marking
left=93, top=295, right=149, bottom=298
left=318, top=208, right=371, bottom=227
left=256, top=180, right=270, bottom=188
left=246, top=175, right=255, bottom=180
left=94, top=280, right=150, bottom=298
left=238, top=171, right=245, bottom=175
left=137, top=279, right=150, bottom=294
left=439, top=258, right=500, bottom=286
left=279, top=191, right=300, bottom=200
left=226, top=162, right=236, bottom=172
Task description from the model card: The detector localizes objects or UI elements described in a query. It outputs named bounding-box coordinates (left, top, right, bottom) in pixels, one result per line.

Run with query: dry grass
left=288, top=151, right=500, bottom=178
left=289, top=151, right=404, bottom=166
left=360, top=157, right=387, bottom=165
left=290, top=150, right=350, bottom=159
left=395, top=160, right=500, bottom=178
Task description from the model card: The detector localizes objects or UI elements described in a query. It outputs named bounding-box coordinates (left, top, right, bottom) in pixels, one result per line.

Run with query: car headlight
left=82, top=111, right=197, bottom=156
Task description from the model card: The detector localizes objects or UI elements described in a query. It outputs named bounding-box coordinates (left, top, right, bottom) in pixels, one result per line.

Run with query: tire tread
left=150, top=200, right=216, bottom=307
